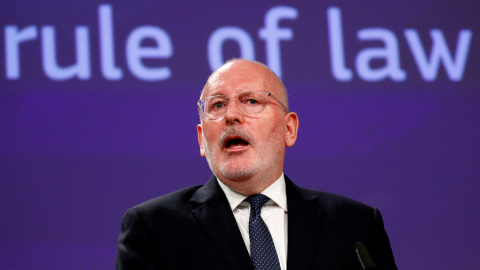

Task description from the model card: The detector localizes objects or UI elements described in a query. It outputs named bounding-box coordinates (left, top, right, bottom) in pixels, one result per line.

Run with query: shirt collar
left=217, top=173, right=288, bottom=212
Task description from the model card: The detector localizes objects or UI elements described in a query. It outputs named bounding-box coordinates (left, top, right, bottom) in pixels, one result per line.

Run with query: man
left=116, top=59, right=397, bottom=269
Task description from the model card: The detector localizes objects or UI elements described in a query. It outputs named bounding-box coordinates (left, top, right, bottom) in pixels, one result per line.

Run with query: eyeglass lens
left=203, top=90, right=266, bottom=119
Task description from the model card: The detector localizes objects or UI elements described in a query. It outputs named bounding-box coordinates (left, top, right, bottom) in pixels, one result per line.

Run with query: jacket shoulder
left=128, top=185, right=202, bottom=218
left=293, top=184, right=376, bottom=229
left=310, top=188, right=372, bottom=213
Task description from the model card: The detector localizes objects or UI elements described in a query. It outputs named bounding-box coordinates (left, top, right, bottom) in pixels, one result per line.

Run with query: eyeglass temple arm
left=266, top=92, right=289, bottom=113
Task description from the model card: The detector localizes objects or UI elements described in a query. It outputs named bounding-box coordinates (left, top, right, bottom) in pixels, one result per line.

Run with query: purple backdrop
left=1, top=1, right=479, bottom=269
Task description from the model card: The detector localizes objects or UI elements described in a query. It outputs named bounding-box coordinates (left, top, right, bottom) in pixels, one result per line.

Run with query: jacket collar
left=285, top=176, right=358, bottom=269
left=284, top=175, right=324, bottom=269
left=190, top=175, right=255, bottom=270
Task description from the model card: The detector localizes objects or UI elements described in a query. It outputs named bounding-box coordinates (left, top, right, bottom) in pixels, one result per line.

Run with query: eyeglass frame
left=197, top=90, right=289, bottom=121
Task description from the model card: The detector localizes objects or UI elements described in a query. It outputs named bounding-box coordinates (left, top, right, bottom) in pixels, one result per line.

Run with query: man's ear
left=197, top=124, right=206, bottom=157
left=284, top=112, right=299, bottom=147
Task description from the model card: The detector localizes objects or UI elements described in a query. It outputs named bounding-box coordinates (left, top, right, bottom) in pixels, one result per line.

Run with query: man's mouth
left=223, top=136, right=250, bottom=151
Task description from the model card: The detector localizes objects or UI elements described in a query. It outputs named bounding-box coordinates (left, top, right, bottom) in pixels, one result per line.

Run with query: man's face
left=197, top=60, right=298, bottom=194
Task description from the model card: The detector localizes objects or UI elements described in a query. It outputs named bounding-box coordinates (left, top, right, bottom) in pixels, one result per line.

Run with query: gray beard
left=202, top=133, right=258, bottom=181
left=201, top=122, right=284, bottom=184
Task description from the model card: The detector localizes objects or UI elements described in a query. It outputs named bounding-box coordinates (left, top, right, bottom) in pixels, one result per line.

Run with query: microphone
left=355, top=241, right=377, bottom=270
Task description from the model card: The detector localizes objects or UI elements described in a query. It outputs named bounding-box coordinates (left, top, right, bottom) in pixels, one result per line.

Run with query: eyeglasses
left=197, top=90, right=288, bottom=121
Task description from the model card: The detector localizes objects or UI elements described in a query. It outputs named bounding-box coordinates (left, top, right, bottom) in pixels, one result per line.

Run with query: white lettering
left=258, top=6, right=298, bottom=78
left=356, top=28, right=406, bottom=81
left=99, top=4, right=123, bottom=80
left=126, top=26, right=173, bottom=81
left=327, top=7, right=353, bottom=81
left=41, top=26, right=91, bottom=80
left=405, top=29, right=472, bottom=81
left=207, top=26, right=255, bottom=71
left=5, top=25, right=38, bottom=79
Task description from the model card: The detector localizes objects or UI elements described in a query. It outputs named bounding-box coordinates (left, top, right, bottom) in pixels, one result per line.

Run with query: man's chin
left=219, top=165, right=257, bottom=182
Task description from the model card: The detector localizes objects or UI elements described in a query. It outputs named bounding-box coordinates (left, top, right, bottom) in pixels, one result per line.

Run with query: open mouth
left=224, top=137, right=250, bottom=149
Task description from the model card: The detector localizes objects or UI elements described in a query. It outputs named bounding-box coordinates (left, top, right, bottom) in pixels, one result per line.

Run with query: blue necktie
left=247, top=194, right=281, bottom=270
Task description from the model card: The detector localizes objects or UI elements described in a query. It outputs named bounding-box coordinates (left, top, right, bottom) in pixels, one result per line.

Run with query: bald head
left=200, top=59, right=289, bottom=112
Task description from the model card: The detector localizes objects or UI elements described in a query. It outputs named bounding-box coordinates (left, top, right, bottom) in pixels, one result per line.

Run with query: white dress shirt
left=217, top=174, right=288, bottom=270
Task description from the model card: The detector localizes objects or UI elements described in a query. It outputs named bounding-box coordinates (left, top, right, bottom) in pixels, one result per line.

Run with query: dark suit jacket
left=116, top=175, right=397, bottom=269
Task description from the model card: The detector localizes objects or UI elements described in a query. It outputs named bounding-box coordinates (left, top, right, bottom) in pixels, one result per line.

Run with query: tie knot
left=247, top=194, right=270, bottom=214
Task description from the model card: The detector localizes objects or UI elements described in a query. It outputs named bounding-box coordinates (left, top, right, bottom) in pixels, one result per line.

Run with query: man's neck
left=217, top=171, right=284, bottom=196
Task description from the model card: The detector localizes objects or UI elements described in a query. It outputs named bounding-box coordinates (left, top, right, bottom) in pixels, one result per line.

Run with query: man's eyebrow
left=207, top=91, right=226, bottom=97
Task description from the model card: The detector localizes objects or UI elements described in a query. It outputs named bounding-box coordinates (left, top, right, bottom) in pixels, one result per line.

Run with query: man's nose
left=224, top=98, right=244, bottom=124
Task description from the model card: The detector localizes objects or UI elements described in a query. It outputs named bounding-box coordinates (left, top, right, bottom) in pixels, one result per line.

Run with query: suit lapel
left=190, top=176, right=254, bottom=270
left=285, top=176, right=324, bottom=269
left=285, top=176, right=359, bottom=269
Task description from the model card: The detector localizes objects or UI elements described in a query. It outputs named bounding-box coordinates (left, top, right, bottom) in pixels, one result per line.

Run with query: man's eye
left=210, top=101, right=225, bottom=110
left=247, top=98, right=259, bottom=105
